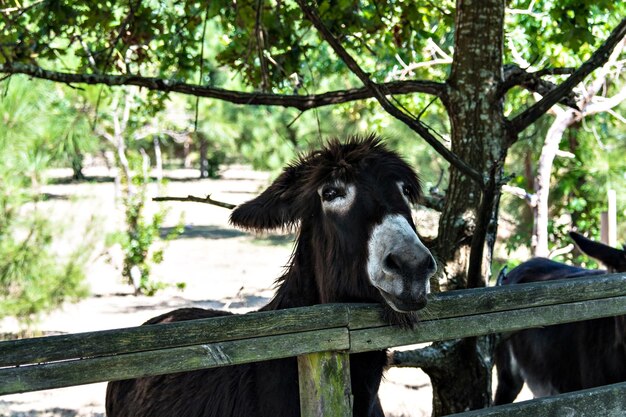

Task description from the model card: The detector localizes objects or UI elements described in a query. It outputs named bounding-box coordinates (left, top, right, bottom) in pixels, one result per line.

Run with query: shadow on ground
left=251, top=234, right=294, bottom=246
left=116, top=294, right=271, bottom=315
left=47, top=173, right=262, bottom=186
left=160, top=225, right=294, bottom=246
left=160, top=225, right=246, bottom=240
left=0, top=403, right=104, bottom=417
left=0, top=331, right=67, bottom=342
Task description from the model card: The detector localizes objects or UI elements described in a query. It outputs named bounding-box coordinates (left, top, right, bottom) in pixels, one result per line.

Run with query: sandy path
left=0, top=166, right=528, bottom=417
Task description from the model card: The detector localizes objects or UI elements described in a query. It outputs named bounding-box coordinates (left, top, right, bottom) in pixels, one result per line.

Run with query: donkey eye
left=321, top=186, right=345, bottom=202
left=398, top=182, right=414, bottom=205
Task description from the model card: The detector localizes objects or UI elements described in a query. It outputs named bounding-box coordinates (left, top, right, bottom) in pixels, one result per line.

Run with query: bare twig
left=390, top=58, right=452, bottom=80
left=555, top=149, right=575, bottom=158
left=607, top=108, right=626, bottom=124
left=509, top=17, right=626, bottom=136
left=134, top=127, right=191, bottom=144
left=295, top=0, right=483, bottom=185
left=0, top=62, right=444, bottom=111
left=505, top=0, right=541, bottom=17
left=427, top=38, right=453, bottom=61
left=548, top=243, right=574, bottom=259
left=153, top=194, right=236, bottom=210
left=501, top=184, right=537, bottom=207
left=388, top=39, right=453, bottom=81
left=0, top=0, right=46, bottom=14
left=255, top=0, right=270, bottom=91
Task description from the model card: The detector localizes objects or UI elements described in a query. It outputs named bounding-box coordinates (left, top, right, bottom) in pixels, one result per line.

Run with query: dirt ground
left=0, top=165, right=529, bottom=417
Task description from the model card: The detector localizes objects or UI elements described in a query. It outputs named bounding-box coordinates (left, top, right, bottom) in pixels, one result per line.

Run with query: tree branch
left=294, top=0, right=483, bottom=185
left=94, top=125, right=115, bottom=144
left=548, top=243, right=574, bottom=259
left=509, top=17, right=626, bottom=135
left=421, top=193, right=445, bottom=212
left=389, top=340, right=460, bottom=369
left=153, top=194, right=236, bottom=210
left=0, top=62, right=444, bottom=111
left=134, top=126, right=191, bottom=144
left=501, top=184, right=537, bottom=207
left=584, top=78, right=626, bottom=116
left=500, top=65, right=578, bottom=109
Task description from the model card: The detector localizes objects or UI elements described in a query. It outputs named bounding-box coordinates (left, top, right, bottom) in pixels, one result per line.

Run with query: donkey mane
left=106, top=135, right=436, bottom=417
left=230, top=136, right=421, bottom=231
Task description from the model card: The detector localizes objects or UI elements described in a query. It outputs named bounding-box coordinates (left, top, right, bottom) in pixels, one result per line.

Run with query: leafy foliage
left=0, top=76, right=96, bottom=324
left=0, top=213, right=91, bottom=325
left=506, top=0, right=625, bottom=63
left=1, top=0, right=624, bottom=315
left=113, top=162, right=184, bottom=296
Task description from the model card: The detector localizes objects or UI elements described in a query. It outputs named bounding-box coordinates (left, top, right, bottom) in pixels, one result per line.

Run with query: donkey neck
left=262, top=222, right=376, bottom=311
left=261, top=236, right=321, bottom=311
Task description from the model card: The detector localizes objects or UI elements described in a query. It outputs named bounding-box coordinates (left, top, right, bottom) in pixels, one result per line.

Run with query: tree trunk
left=183, top=140, right=192, bottom=169
left=71, top=154, right=85, bottom=181
left=421, top=338, right=494, bottom=415
left=153, top=137, right=163, bottom=183
left=532, top=108, right=576, bottom=256
left=423, top=1, right=508, bottom=414
left=531, top=37, right=625, bottom=256
left=197, top=132, right=210, bottom=179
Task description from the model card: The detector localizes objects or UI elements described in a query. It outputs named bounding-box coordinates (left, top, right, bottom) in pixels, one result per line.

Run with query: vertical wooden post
left=297, top=351, right=353, bottom=417
left=601, top=189, right=617, bottom=247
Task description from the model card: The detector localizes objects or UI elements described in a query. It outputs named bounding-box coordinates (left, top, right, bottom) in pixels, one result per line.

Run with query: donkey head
left=569, top=231, right=626, bottom=273
left=230, top=135, right=436, bottom=317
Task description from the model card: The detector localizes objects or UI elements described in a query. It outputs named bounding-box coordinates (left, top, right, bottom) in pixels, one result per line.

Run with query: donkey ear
left=230, top=165, right=302, bottom=231
left=569, top=231, right=626, bottom=271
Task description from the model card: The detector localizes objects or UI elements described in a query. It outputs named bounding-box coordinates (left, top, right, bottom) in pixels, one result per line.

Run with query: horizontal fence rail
left=0, top=273, right=625, bottom=397
left=449, top=382, right=626, bottom=417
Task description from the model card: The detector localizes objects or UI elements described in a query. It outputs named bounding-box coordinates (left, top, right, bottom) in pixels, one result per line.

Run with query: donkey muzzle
left=367, top=214, right=437, bottom=312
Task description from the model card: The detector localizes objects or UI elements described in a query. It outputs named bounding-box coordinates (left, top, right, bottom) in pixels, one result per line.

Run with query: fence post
left=297, top=351, right=353, bottom=417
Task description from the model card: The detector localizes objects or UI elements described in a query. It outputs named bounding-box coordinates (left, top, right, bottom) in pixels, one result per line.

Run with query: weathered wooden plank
left=298, top=351, right=353, bottom=417
left=447, top=382, right=626, bottom=417
left=1, top=274, right=623, bottom=368
left=1, top=274, right=624, bottom=398
left=350, top=295, right=626, bottom=352
left=0, top=328, right=349, bottom=395
left=348, top=273, right=626, bottom=330
left=0, top=303, right=350, bottom=367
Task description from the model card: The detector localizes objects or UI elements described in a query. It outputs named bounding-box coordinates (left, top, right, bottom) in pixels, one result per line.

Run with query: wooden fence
left=1, top=273, right=625, bottom=416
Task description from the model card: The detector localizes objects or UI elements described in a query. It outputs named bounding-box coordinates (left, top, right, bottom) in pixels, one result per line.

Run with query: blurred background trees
left=0, top=76, right=97, bottom=324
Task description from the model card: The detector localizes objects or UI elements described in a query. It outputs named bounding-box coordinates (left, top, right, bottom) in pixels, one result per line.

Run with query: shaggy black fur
left=106, top=135, right=432, bottom=417
left=494, top=232, right=626, bottom=404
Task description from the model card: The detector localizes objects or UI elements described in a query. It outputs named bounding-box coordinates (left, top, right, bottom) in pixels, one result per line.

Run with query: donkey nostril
left=426, top=255, right=436, bottom=273
left=384, top=254, right=402, bottom=273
